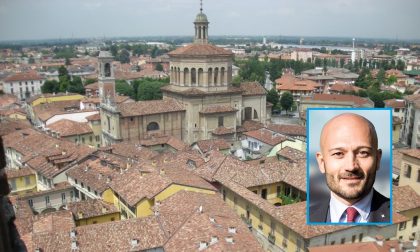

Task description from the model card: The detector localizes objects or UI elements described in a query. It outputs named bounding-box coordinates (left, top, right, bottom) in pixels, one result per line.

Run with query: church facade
left=99, top=8, right=270, bottom=146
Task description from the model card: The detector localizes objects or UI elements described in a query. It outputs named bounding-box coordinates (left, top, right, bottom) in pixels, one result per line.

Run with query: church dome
left=195, top=12, right=208, bottom=23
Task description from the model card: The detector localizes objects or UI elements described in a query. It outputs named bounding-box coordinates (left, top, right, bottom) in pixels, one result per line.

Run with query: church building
left=99, top=5, right=270, bottom=146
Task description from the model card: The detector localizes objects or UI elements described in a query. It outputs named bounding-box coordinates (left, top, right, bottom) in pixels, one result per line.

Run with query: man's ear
left=316, top=152, right=326, bottom=174
left=376, top=149, right=382, bottom=171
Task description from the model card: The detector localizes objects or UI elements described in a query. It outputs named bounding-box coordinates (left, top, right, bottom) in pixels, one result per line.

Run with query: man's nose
left=345, top=153, right=359, bottom=171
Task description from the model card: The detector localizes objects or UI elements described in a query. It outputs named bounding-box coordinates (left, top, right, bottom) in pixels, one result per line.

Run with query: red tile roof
left=212, top=126, right=236, bottom=135
left=393, top=185, right=420, bottom=212
left=168, top=44, right=233, bottom=57
left=240, top=81, right=267, bottom=96
left=47, top=119, right=93, bottom=137
left=384, top=98, right=405, bottom=108
left=117, top=98, right=185, bottom=117
left=329, top=83, right=363, bottom=93
left=5, top=167, right=35, bottom=178
left=195, top=139, right=231, bottom=153
left=67, top=199, right=119, bottom=220
left=267, top=123, right=306, bottom=137
left=400, top=148, right=420, bottom=160
left=4, top=71, right=43, bottom=82
left=301, top=94, right=374, bottom=107
left=244, top=128, right=289, bottom=146
left=276, top=73, right=322, bottom=92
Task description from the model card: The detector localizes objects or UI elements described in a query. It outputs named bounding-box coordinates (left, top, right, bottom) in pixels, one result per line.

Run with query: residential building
left=328, top=83, right=364, bottom=95
left=67, top=199, right=120, bottom=226
left=26, top=92, right=83, bottom=107
left=47, top=119, right=99, bottom=148
left=393, top=185, right=420, bottom=241
left=3, top=71, right=44, bottom=100
left=385, top=99, right=406, bottom=122
left=275, top=73, right=323, bottom=101
left=298, top=94, right=374, bottom=125
left=3, top=128, right=94, bottom=190
left=399, top=149, right=420, bottom=193
left=393, top=117, right=404, bottom=144
left=5, top=167, right=37, bottom=195
left=401, top=94, right=420, bottom=148
left=192, top=138, right=231, bottom=154
left=18, top=182, right=76, bottom=213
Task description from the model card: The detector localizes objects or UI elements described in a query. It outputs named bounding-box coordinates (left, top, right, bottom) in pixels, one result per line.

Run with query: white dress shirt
left=329, top=189, right=373, bottom=223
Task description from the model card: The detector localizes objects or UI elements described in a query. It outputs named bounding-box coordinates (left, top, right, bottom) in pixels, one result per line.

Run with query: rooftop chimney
left=225, top=236, right=234, bottom=244
left=375, top=235, right=384, bottom=246
left=199, top=241, right=208, bottom=250
left=228, top=227, right=237, bottom=234
left=210, top=236, right=218, bottom=245
left=198, top=205, right=203, bottom=213
left=70, top=230, right=77, bottom=239
left=389, top=246, right=396, bottom=252
left=131, top=239, right=139, bottom=247
left=71, top=241, right=78, bottom=250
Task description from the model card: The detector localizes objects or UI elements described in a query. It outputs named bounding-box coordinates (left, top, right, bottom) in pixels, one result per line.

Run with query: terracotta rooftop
left=0, top=94, right=19, bottom=107
left=108, top=142, right=159, bottom=161
left=240, top=81, right=267, bottom=96
left=212, top=126, right=236, bottom=135
left=117, top=98, right=185, bottom=117
left=243, top=128, right=289, bottom=146
left=159, top=190, right=263, bottom=252
left=384, top=98, right=405, bottom=108
left=195, top=139, right=231, bottom=153
left=47, top=119, right=93, bottom=137
left=276, top=74, right=322, bottom=92
left=329, top=83, right=363, bottom=93
left=392, top=149, right=405, bottom=175
left=67, top=199, right=119, bottom=220
left=267, top=123, right=306, bottom=137
left=84, top=82, right=98, bottom=90
left=200, top=104, right=237, bottom=114
left=308, top=240, right=400, bottom=252
left=5, top=167, right=35, bottom=179
left=3, top=128, right=94, bottom=179
left=4, top=71, right=43, bottom=82
left=277, top=146, right=306, bottom=162
left=400, top=148, right=420, bottom=160
left=301, top=94, right=374, bottom=107
left=81, top=95, right=132, bottom=104
left=85, top=113, right=100, bottom=121
left=32, top=100, right=83, bottom=122
left=30, top=215, right=165, bottom=252
left=138, top=135, right=188, bottom=151
left=236, top=120, right=264, bottom=133
left=0, top=118, right=31, bottom=136
left=109, top=165, right=216, bottom=207
left=168, top=43, right=233, bottom=57
left=393, top=185, right=420, bottom=212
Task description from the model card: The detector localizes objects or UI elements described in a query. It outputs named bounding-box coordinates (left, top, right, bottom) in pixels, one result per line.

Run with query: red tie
left=346, top=207, right=359, bottom=223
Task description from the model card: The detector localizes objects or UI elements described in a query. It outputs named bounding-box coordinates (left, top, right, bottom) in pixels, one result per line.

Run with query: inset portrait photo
left=307, top=108, right=392, bottom=225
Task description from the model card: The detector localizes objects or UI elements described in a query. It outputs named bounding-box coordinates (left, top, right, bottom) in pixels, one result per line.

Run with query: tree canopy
left=280, top=92, right=294, bottom=114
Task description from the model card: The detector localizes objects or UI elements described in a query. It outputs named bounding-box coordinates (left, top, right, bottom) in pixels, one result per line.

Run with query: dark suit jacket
left=309, top=189, right=390, bottom=223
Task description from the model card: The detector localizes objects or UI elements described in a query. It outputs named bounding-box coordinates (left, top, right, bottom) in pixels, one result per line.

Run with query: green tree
left=280, top=91, right=293, bottom=114
left=85, top=78, right=97, bottom=85
left=115, top=80, right=134, bottom=97
left=65, top=57, right=71, bottom=66
left=238, top=57, right=266, bottom=84
left=266, top=88, right=280, bottom=109
left=376, top=68, right=386, bottom=84
left=155, top=63, right=163, bottom=71
left=386, top=75, right=397, bottom=85
left=117, top=49, right=130, bottom=64
left=41, top=80, right=60, bottom=93
left=136, top=78, right=169, bottom=101
left=396, top=60, right=405, bottom=71
left=110, top=45, right=118, bottom=57
left=67, top=76, right=84, bottom=94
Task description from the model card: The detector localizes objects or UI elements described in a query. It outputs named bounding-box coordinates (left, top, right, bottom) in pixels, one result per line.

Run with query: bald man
left=309, top=113, right=390, bottom=223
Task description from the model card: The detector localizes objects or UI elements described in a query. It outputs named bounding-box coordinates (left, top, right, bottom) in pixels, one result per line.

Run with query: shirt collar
left=329, top=189, right=373, bottom=223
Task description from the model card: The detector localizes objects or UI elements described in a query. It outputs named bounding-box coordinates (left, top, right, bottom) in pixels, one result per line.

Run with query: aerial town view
left=0, top=0, right=419, bottom=251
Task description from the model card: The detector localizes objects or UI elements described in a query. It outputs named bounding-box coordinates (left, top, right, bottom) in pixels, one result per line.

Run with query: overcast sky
left=1, top=0, right=420, bottom=41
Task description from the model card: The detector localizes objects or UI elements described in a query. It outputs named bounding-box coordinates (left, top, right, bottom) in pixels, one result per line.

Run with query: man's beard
left=325, top=169, right=376, bottom=201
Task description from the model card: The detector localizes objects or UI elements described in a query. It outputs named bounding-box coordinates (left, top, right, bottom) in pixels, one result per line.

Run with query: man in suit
left=309, top=113, right=390, bottom=223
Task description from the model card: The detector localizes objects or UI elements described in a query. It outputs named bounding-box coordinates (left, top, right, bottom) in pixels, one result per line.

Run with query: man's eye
left=332, top=152, right=344, bottom=157
left=358, top=151, right=370, bottom=157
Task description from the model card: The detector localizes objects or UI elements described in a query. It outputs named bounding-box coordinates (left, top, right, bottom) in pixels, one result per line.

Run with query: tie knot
left=346, top=207, right=359, bottom=223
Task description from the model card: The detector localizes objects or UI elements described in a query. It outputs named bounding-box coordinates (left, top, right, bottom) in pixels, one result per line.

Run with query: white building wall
left=3, top=79, right=44, bottom=100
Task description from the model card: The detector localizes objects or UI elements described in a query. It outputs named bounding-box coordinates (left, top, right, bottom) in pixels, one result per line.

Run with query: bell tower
left=98, top=51, right=116, bottom=106
left=194, top=0, right=209, bottom=44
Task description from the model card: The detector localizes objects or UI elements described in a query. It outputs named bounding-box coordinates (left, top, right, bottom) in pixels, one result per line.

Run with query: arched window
left=221, top=67, right=225, bottom=85
left=184, top=68, right=189, bottom=86
left=208, top=68, right=213, bottom=85
left=104, top=63, right=111, bottom=77
left=198, top=68, right=203, bottom=86
left=147, top=122, right=159, bottom=131
left=253, top=109, right=259, bottom=119
left=191, top=68, right=197, bottom=85
left=214, top=67, right=219, bottom=85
